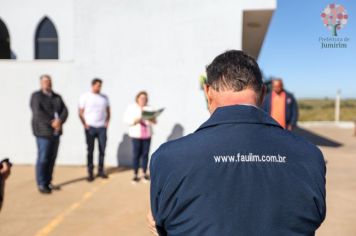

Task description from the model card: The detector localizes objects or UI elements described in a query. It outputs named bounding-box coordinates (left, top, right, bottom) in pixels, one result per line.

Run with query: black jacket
left=30, top=90, right=68, bottom=137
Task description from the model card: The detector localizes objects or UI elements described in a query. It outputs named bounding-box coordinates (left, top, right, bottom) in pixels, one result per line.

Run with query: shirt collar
left=41, top=90, right=53, bottom=97
left=272, top=90, right=286, bottom=97
left=195, top=104, right=282, bottom=132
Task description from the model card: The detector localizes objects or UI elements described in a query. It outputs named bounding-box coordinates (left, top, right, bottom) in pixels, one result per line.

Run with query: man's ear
left=203, top=84, right=209, bottom=99
left=203, top=84, right=213, bottom=103
left=203, top=84, right=213, bottom=113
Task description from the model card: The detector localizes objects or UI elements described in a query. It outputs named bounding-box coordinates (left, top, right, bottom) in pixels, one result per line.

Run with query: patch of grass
left=298, top=99, right=356, bottom=121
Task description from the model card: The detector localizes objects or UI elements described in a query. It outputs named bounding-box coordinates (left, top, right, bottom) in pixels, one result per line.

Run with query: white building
left=0, top=0, right=276, bottom=166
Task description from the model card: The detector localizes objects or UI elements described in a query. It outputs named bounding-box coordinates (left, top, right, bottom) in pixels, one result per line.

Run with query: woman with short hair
left=124, top=91, right=156, bottom=183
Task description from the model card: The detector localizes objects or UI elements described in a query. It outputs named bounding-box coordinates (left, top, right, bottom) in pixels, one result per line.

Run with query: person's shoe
left=48, top=184, right=61, bottom=191
left=142, top=174, right=150, bottom=183
left=87, top=173, right=95, bottom=182
left=97, top=173, right=108, bottom=179
left=38, top=185, right=52, bottom=194
left=131, top=176, right=140, bottom=184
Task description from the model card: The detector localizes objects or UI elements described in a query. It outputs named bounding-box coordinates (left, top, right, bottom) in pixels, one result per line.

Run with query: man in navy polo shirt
left=149, top=50, right=326, bottom=236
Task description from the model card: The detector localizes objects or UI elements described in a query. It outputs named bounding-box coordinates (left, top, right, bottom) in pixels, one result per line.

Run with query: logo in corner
left=321, top=4, right=348, bottom=37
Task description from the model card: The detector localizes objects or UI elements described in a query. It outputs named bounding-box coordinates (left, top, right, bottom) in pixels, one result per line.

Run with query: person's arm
left=78, top=95, right=89, bottom=129
left=289, top=95, right=298, bottom=129
left=58, top=96, right=69, bottom=124
left=30, top=93, right=50, bottom=123
left=123, top=105, right=141, bottom=126
left=149, top=150, right=170, bottom=236
left=314, top=148, right=327, bottom=225
left=147, top=210, right=159, bottom=236
left=52, top=96, right=69, bottom=131
left=105, top=106, right=110, bottom=128
left=79, top=108, right=89, bottom=129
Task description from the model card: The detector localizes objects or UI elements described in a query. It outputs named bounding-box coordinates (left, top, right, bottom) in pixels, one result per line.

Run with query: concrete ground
left=307, top=125, right=356, bottom=236
left=0, top=125, right=355, bottom=236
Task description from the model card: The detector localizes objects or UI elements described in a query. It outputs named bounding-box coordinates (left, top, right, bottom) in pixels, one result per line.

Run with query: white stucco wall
left=0, top=0, right=74, bottom=60
left=0, top=0, right=275, bottom=166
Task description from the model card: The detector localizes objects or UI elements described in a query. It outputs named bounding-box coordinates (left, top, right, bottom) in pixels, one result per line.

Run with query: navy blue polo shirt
left=150, top=105, right=326, bottom=236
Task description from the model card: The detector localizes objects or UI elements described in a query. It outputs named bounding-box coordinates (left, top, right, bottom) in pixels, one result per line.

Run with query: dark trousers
left=36, top=136, right=60, bottom=187
left=85, top=127, right=107, bottom=174
left=132, top=138, right=151, bottom=175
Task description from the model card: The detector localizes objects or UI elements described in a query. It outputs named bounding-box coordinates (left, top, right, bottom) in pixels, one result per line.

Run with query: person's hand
left=287, top=125, right=293, bottom=131
left=134, top=118, right=142, bottom=125
left=105, top=121, right=109, bottom=128
left=147, top=211, right=158, bottom=236
left=51, top=119, right=62, bottom=130
left=149, top=118, right=157, bottom=124
left=0, top=161, right=11, bottom=180
left=84, top=123, right=90, bottom=130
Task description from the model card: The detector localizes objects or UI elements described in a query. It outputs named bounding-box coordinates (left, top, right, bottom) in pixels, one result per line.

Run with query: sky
left=258, top=0, right=356, bottom=99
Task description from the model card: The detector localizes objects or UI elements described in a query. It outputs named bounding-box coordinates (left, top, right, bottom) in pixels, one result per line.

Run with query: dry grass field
left=298, top=99, right=356, bottom=121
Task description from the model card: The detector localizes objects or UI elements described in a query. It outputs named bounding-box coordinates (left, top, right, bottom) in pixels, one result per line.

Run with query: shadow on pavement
left=293, top=126, right=343, bottom=147
left=105, top=166, right=131, bottom=175
left=56, top=177, right=88, bottom=188
left=56, top=167, right=131, bottom=188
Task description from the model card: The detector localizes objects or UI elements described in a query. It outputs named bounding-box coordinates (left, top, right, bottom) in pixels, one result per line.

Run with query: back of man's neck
left=216, top=90, right=258, bottom=108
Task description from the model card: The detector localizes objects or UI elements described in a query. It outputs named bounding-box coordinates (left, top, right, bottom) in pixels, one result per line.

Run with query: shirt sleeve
left=58, top=96, right=69, bottom=123
left=314, top=148, right=327, bottom=223
left=150, top=144, right=196, bottom=235
left=123, top=105, right=138, bottom=126
left=150, top=151, right=165, bottom=227
left=290, top=95, right=298, bottom=126
left=105, top=95, right=110, bottom=108
left=150, top=147, right=181, bottom=231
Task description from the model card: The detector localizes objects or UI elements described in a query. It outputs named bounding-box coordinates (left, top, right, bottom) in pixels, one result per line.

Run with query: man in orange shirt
left=262, top=79, right=298, bottom=131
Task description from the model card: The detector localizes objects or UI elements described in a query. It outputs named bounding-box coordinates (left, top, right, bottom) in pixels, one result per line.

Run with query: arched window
left=0, top=19, right=10, bottom=59
left=35, top=17, right=58, bottom=59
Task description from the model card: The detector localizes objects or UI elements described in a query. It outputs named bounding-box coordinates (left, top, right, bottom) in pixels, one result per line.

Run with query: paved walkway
left=0, top=167, right=151, bottom=236
left=307, top=125, right=356, bottom=236
left=0, top=125, right=355, bottom=235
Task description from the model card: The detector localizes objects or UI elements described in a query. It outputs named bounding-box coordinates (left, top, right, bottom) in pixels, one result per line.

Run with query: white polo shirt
left=79, top=92, right=110, bottom=128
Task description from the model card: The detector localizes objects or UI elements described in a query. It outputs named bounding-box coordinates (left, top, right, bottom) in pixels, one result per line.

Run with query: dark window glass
left=0, top=19, right=10, bottom=59
left=35, top=17, right=58, bottom=59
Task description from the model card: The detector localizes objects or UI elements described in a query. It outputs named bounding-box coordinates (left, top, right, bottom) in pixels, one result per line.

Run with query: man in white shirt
left=79, top=78, right=110, bottom=181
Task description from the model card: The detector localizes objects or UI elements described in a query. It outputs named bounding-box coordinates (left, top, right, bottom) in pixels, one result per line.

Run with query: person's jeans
left=132, top=138, right=151, bottom=175
left=36, top=136, right=60, bottom=187
left=85, top=127, right=107, bottom=175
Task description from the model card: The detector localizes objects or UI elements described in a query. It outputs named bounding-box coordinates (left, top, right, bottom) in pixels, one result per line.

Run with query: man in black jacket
left=30, top=75, right=68, bottom=194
